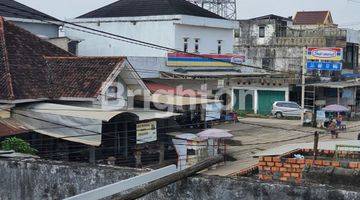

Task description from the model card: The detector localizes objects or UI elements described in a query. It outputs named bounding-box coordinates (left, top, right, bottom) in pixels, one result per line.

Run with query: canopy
left=197, top=129, right=233, bottom=139
left=14, top=103, right=180, bottom=146
left=150, top=93, right=220, bottom=106
left=322, top=104, right=350, bottom=112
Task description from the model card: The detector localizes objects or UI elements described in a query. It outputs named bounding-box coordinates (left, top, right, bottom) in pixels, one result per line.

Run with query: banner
left=307, top=61, right=342, bottom=71
left=306, top=47, right=343, bottom=61
left=167, top=52, right=245, bottom=67
left=136, top=121, right=157, bottom=144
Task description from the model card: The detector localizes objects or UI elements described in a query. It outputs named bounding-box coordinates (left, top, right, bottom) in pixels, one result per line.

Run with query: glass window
left=183, top=38, right=188, bottom=52
left=217, top=40, right=222, bottom=54
left=259, top=26, right=265, bottom=38
left=194, top=38, right=199, bottom=53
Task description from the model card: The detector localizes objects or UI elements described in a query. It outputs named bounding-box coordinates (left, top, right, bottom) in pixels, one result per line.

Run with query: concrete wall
left=66, top=15, right=236, bottom=57
left=175, top=24, right=234, bottom=54
left=1, top=158, right=360, bottom=200
left=0, top=158, right=146, bottom=200
left=11, top=21, right=59, bottom=38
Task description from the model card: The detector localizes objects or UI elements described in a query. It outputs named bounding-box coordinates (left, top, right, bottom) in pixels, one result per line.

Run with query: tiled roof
left=45, top=57, right=125, bottom=98
left=0, top=17, right=127, bottom=102
left=293, top=11, right=331, bottom=25
left=0, top=17, right=72, bottom=101
left=0, top=0, right=58, bottom=21
left=77, top=0, right=224, bottom=19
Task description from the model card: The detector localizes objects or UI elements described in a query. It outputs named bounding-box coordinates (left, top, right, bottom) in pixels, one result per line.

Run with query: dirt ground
left=202, top=117, right=360, bottom=176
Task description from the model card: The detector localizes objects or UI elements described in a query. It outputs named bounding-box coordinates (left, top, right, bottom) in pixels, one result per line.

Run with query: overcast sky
left=16, top=0, right=360, bottom=29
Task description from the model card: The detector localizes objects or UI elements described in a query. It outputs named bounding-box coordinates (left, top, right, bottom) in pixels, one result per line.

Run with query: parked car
left=271, top=101, right=304, bottom=118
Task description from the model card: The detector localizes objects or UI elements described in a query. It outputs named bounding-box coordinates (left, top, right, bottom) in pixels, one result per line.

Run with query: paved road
left=202, top=117, right=360, bottom=176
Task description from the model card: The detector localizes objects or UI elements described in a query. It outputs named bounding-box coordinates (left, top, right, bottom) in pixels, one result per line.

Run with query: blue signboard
left=307, top=61, right=342, bottom=71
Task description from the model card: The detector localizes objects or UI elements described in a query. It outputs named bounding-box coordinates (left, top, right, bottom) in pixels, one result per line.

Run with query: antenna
left=188, top=0, right=237, bottom=20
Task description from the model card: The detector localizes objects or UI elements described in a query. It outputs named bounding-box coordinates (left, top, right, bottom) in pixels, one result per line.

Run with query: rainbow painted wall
left=167, top=52, right=245, bottom=67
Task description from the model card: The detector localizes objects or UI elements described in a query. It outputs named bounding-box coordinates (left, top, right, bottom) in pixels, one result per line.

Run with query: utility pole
left=313, top=131, right=319, bottom=161
left=301, top=47, right=307, bottom=124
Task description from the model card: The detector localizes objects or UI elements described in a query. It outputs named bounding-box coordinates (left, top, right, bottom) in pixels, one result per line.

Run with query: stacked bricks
left=258, top=148, right=360, bottom=183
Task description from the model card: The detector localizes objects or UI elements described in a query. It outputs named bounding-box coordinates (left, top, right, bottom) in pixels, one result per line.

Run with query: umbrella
left=322, top=104, right=350, bottom=112
left=175, top=133, right=204, bottom=141
left=196, top=129, right=233, bottom=140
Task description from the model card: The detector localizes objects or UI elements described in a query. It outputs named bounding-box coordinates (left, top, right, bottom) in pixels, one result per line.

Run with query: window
left=262, top=58, right=273, bottom=69
left=106, top=86, right=118, bottom=101
left=183, top=38, right=188, bottom=52
left=194, top=38, right=200, bottom=53
left=259, top=26, right=265, bottom=38
left=217, top=40, right=222, bottom=54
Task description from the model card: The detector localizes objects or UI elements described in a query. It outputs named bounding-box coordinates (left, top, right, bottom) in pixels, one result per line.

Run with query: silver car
left=271, top=101, right=303, bottom=118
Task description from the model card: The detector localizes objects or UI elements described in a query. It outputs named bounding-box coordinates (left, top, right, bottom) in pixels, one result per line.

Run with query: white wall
left=175, top=24, right=234, bottom=54
left=65, top=15, right=237, bottom=57
left=65, top=20, right=175, bottom=57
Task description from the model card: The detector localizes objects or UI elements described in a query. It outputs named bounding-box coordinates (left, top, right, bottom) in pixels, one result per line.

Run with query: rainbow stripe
left=167, top=52, right=245, bottom=67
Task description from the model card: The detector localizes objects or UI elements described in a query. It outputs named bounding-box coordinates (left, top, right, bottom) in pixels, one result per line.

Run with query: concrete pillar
left=254, top=90, right=258, bottom=114
left=89, top=147, right=96, bottom=165
left=285, top=88, right=290, bottom=102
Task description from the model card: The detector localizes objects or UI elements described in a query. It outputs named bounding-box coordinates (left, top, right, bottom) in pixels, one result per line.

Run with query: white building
left=1, top=0, right=60, bottom=38
left=65, top=0, right=238, bottom=57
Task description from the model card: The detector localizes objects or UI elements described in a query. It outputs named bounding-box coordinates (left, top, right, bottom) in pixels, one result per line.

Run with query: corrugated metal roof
left=0, top=118, right=29, bottom=137
left=307, top=80, right=360, bottom=89
left=23, top=103, right=180, bottom=122
left=150, top=93, right=220, bottom=106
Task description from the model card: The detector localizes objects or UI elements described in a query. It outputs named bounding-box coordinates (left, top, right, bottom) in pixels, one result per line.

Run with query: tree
left=1, top=137, right=37, bottom=155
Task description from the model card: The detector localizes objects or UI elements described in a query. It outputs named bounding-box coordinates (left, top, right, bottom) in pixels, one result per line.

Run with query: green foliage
left=1, top=137, right=37, bottom=155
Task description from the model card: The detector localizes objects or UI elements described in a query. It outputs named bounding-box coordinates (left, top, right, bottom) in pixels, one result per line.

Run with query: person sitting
left=329, top=119, right=338, bottom=139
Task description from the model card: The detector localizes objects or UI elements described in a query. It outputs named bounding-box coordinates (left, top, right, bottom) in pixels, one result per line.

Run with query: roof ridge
left=0, top=17, right=14, bottom=99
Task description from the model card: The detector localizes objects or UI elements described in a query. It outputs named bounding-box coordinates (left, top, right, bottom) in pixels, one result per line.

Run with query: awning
left=14, top=103, right=180, bottom=146
left=307, top=80, right=360, bottom=89
left=150, top=93, right=220, bottom=106
left=24, top=103, right=180, bottom=121
left=0, top=118, right=29, bottom=137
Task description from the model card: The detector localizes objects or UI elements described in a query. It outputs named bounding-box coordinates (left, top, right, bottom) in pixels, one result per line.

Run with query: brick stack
left=258, top=148, right=360, bottom=183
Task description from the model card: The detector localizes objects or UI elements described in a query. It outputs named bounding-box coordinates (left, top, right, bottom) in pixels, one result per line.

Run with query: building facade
left=65, top=0, right=237, bottom=57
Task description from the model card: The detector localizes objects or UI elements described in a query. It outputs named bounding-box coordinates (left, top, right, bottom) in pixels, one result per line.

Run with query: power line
left=0, top=3, right=304, bottom=76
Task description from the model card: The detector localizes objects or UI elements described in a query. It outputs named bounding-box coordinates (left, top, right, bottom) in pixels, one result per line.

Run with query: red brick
left=271, top=167, right=279, bottom=172
left=287, top=158, right=297, bottom=164
left=291, top=173, right=300, bottom=178
left=279, top=167, right=287, bottom=172
left=273, top=157, right=281, bottom=162
left=264, top=157, right=273, bottom=162
left=324, top=150, right=331, bottom=154
left=297, top=159, right=305, bottom=164
left=292, top=164, right=300, bottom=169
left=322, top=160, right=331, bottom=166
left=275, top=162, right=283, bottom=167
left=259, top=156, right=264, bottom=161
left=258, top=162, right=266, bottom=166
left=314, top=160, right=323, bottom=165
left=258, top=166, right=264, bottom=171
left=299, top=164, right=305, bottom=168
left=264, top=166, right=271, bottom=171
left=331, top=161, right=340, bottom=167
left=349, top=162, right=359, bottom=169
left=283, top=173, right=291, bottom=177
left=305, top=159, right=313, bottom=165
left=284, top=163, right=292, bottom=168
left=267, top=162, right=275, bottom=167
left=296, top=168, right=302, bottom=173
